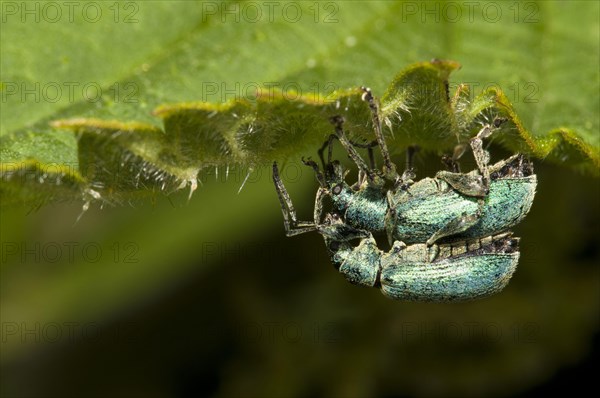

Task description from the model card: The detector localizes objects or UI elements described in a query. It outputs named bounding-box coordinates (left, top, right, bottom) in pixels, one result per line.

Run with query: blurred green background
left=1, top=1, right=599, bottom=397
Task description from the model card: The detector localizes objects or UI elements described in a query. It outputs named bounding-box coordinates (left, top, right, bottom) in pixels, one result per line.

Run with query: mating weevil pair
left=272, top=87, right=537, bottom=301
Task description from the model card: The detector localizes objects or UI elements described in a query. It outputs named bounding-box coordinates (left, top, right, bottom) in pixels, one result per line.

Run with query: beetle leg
left=366, top=142, right=376, bottom=171
left=404, top=145, right=419, bottom=176
left=330, top=115, right=378, bottom=183
left=361, top=86, right=398, bottom=182
left=353, top=141, right=377, bottom=188
left=470, top=117, right=507, bottom=191
left=354, top=170, right=366, bottom=189
left=349, top=139, right=378, bottom=171
left=391, top=146, right=418, bottom=194
left=384, top=190, right=402, bottom=246
left=437, top=117, right=508, bottom=197
left=302, top=157, right=326, bottom=188
left=318, top=213, right=372, bottom=243
left=317, top=134, right=337, bottom=170
left=435, top=170, right=487, bottom=198
left=389, top=145, right=419, bottom=193
left=318, top=129, right=379, bottom=173
left=272, top=162, right=317, bottom=236
left=441, top=144, right=467, bottom=173
left=470, top=132, right=491, bottom=192
left=313, top=187, right=327, bottom=225
left=425, top=199, right=484, bottom=246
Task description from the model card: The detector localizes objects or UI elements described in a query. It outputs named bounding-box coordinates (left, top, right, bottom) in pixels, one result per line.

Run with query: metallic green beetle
left=277, top=87, right=536, bottom=246
left=275, top=141, right=536, bottom=247
left=273, top=158, right=525, bottom=301
left=319, top=152, right=536, bottom=246
left=271, top=87, right=534, bottom=300
left=318, top=213, right=519, bottom=301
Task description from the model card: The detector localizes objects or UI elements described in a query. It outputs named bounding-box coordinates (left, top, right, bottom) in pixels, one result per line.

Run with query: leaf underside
left=1, top=60, right=598, bottom=206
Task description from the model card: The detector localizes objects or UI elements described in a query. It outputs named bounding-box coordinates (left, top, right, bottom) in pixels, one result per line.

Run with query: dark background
left=1, top=1, right=598, bottom=397
left=2, top=147, right=598, bottom=398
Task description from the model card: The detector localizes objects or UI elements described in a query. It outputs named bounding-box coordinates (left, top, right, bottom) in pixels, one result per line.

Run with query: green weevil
left=275, top=140, right=536, bottom=247
left=271, top=87, right=534, bottom=300
left=308, top=151, right=536, bottom=246
left=316, top=213, right=519, bottom=301
left=280, top=87, right=536, bottom=246
left=273, top=157, right=525, bottom=301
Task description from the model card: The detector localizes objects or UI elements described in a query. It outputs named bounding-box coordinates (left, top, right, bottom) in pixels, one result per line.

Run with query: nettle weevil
left=296, top=89, right=537, bottom=246
left=274, top=124, right=536, bottom=247
left=272, top=87, right=536, bottom=301
left=319, top=213, right=519, bottom=301
left=273, top=161, right=524, bottom=301
left=303, top=149, right=536, bottom=246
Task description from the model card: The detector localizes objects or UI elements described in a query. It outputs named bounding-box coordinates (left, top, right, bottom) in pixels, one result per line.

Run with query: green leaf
left=1, top=0, right=598, bottom=207
left=1, top=4, right=599, bottom=393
